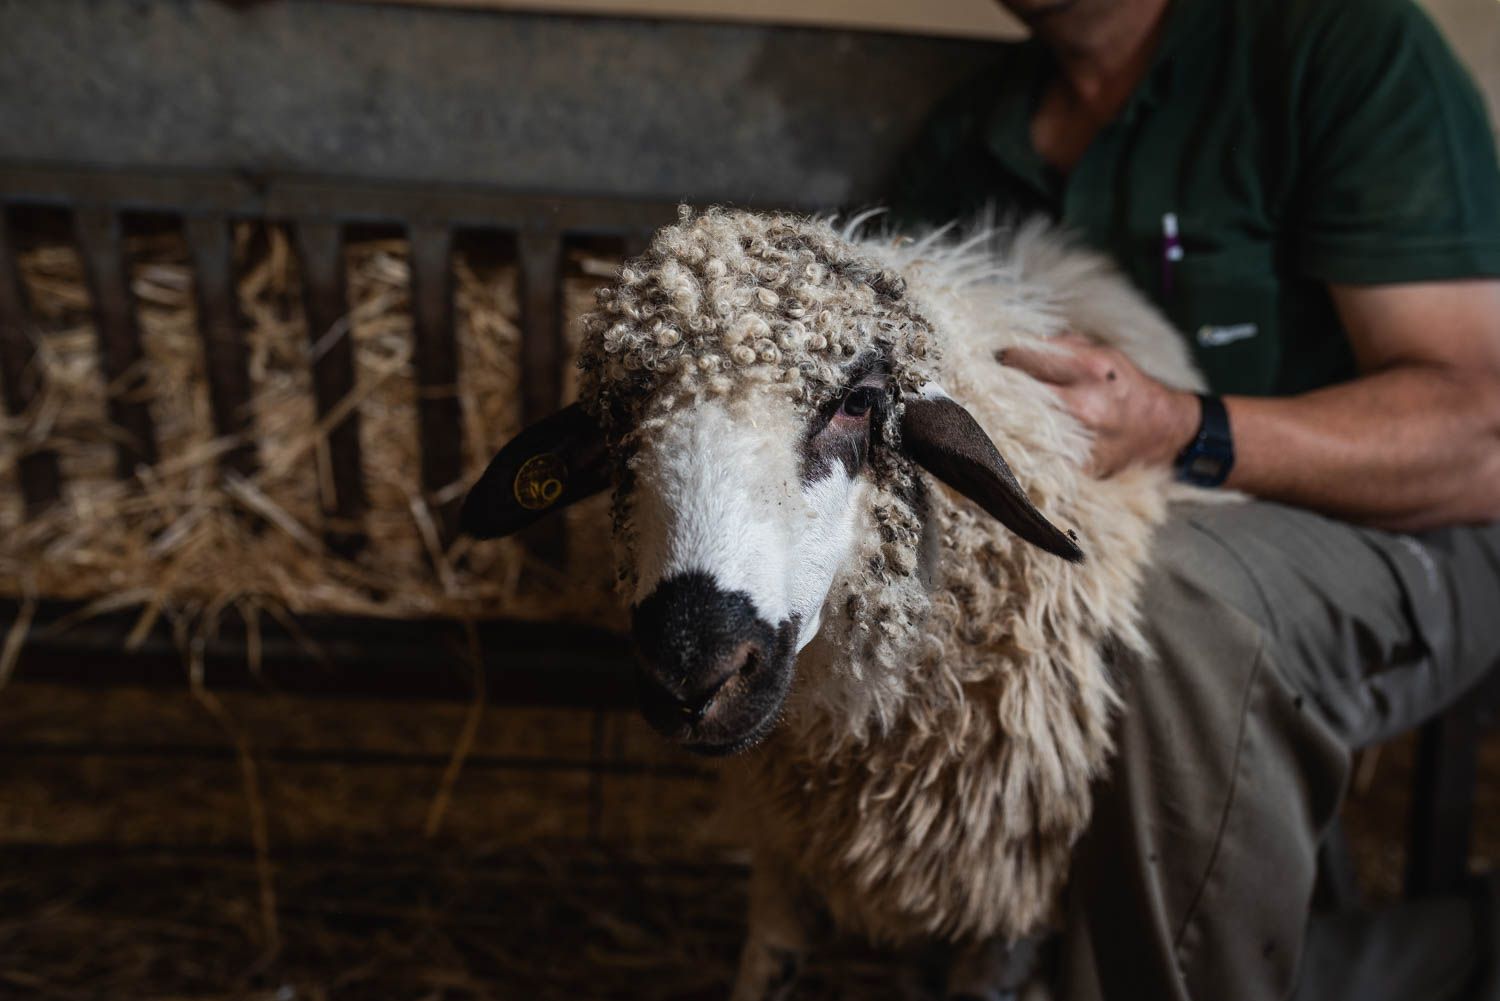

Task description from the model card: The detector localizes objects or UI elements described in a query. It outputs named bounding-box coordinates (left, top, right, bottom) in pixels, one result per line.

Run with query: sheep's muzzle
left=631, top=572, right=798, bottom=756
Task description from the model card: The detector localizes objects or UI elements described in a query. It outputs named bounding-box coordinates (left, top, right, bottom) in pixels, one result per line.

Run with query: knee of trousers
left=1114, top=515, right=1285, bottom=754
left=1114, top=513, right=1348, bottom=803
left=1139, top=515, right=1275, bottom=662
left=1090, top=517, right=1349, bottom=976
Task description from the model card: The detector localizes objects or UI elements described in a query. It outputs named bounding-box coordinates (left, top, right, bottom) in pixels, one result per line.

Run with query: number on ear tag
left=514, top=453, right=567, bottom=510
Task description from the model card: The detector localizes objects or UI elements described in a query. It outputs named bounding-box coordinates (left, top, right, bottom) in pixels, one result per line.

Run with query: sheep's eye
left=839, top=387, right=878, bottom=419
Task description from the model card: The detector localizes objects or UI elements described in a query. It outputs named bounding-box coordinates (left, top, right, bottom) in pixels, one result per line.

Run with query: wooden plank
left=292, top=221, right=367, bottom=555
left=183, top=215, right=257, bottom=479
left=408, top=222, right=463, bottom=539
left=0, top=210, right=62, bottom=513
left=347, top=0, right=1023, bottom=41
left=517, top=226, right=567, bottom=566
left=72, top=206, right=158, bottom=478
left=518, top=228, right=565, bottom=424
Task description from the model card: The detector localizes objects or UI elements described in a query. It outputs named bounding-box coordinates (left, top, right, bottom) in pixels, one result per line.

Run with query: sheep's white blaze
left=628, top=400, right=866, bottom=652
left=787, top=466, right=865, bottom=651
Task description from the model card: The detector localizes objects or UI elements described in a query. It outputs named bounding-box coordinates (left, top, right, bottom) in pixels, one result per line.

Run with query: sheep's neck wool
left=579, top=208, right=1199, bottom=945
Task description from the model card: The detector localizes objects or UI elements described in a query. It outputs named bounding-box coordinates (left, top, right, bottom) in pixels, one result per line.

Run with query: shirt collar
left=982, top=0, right=1215, bottom=187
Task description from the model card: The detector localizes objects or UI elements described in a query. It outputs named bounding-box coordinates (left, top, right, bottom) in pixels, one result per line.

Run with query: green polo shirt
left=891, top=0, right=1500, bottom=396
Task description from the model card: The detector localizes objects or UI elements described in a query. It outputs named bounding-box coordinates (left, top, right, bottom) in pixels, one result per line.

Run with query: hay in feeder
left=0, top=224, right=625, bottom=654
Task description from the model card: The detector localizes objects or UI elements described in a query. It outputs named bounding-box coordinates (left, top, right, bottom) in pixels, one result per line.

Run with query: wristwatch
left=1174, top=394, right=1235, bottom=487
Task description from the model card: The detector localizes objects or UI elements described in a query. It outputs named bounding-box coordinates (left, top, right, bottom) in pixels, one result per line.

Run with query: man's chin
left=1002, top=0, right=1081, bottom=26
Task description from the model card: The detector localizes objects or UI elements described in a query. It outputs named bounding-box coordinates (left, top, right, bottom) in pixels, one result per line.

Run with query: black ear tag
left=460, top=403, right=610, bottom=539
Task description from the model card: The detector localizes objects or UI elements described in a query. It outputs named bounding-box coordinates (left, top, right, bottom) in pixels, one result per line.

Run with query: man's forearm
left=1000, top=282, right=1500, bottom=532
left=1224, top=365, right=1500, bottom=531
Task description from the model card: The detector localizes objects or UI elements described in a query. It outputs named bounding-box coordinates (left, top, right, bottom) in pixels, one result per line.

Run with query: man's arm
left=1000, top=279, right=1500, bottom=532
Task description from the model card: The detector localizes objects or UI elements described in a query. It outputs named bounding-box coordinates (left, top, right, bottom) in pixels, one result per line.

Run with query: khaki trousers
left=1057, top=501, right=1500, bottom=1001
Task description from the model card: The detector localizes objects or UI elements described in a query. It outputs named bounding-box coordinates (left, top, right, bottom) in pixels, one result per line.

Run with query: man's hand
left=1003, top=281, right=1500, bottom=530
left=1000, top=332, right=1200, bottom=478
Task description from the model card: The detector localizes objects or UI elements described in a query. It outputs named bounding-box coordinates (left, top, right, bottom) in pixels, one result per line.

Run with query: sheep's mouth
left=679, top=700, right=785, bottom=757
left=632, top=611, right=798, bottom=756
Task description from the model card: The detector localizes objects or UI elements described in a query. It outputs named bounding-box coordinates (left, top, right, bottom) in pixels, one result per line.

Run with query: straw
left=0, top=225, right=627, bottom=642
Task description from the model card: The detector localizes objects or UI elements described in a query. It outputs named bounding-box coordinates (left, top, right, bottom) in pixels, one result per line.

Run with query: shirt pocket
left=1160, top=252, right=1283, bottom=397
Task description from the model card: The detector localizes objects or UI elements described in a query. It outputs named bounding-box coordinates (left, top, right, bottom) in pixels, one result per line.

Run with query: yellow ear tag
left=514, top=453, right=567, bottom=510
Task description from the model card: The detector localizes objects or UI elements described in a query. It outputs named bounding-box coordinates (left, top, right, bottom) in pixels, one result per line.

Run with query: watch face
left=1176, top=395, right=1233, bottom=487
left=1186, top=454, right=1226, bottom=480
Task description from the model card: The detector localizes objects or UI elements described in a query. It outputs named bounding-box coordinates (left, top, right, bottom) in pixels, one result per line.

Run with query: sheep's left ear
left=900, top=386, right=1084, bottom=563
left=460, top=403, right=610, bottom=539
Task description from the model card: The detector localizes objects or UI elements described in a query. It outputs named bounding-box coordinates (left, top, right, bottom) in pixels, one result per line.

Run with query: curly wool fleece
left=579, top=207, right=935, bottom=436
left=577, top=207, right=1206, bottom=945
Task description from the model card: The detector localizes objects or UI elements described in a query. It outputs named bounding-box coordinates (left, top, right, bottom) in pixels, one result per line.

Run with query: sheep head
left=461, top=210, right=1080, bottom=756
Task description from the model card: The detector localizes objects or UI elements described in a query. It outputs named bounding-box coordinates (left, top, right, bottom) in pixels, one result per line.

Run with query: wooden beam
left=347, top=0, right=1024, bottom=41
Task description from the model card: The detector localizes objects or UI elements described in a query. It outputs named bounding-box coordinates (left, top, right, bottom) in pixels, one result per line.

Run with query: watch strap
left=1174, top=394, right=1235, bottom=487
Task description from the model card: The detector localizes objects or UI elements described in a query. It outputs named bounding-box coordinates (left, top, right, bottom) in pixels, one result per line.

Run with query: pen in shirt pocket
left=1161, top=211, right=1183, bottom=298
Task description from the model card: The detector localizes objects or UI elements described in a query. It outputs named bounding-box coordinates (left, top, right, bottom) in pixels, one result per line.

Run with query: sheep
left=461, top=207, right=1205, bottom=999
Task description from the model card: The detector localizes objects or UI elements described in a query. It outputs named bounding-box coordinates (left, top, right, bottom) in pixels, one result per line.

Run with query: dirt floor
left=0, top=682, right=1495, bottom=1000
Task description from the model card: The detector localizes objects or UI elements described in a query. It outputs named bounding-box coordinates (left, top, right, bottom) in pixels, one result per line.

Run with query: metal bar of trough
left=408, top=221, right=463, bottom=540
left=0, top=209, right=62, bottom=512
left=0, top=165, right=682, bottom=235
left=72, top=205, right=158, bottom=477
left=183, top=214, right=257, bottom=479
left=516, top=225, right=569, bottom=566
left=293, top=219, right=368, bottom=556
left=0, top=165, right=684, bottom=701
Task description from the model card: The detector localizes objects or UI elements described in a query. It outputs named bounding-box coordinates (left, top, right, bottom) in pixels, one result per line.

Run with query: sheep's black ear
left=900, top=394, right=1084, bottom=563
left=460, top=403, right=610, bottom=539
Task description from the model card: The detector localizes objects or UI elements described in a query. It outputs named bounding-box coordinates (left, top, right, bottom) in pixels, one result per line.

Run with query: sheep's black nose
left=632, top=572, right=774, bottom=729
left=665, top=637, right=764, bottom=723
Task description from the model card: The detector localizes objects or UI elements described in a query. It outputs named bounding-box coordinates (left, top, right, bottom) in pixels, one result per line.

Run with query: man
left=893, top=0, right=1500, bottom=998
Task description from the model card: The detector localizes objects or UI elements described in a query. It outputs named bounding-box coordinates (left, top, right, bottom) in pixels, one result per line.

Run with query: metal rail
left=0, top=164, right=675, bottom=700
left=0, top=597, right=635, bottom=705
left=0, top=163, right=679, bottom=552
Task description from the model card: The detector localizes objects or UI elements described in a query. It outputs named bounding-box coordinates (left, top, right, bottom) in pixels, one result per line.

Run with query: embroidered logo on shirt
left=1196, top=323, right=1259, bottom=348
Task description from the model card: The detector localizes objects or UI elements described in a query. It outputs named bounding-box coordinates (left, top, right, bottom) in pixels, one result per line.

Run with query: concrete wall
left=0, top=0, right=996, bottom=208
left=0, top=0, right=1493, bottom=210
left=364, top=0, right=1499, bottom=127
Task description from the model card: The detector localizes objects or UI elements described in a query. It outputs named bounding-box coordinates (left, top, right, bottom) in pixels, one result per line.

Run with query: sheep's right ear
left=459, top=403, right=610, bottom=539
left=900, top=387, right=1084, bottom=563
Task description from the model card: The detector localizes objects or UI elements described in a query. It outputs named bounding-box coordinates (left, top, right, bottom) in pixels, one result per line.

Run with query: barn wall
left=355, top=0, right=1499, bottom=127
left=0, top=1, right=1493, bottom=212
left=0, top=0, right=997, bottom=209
